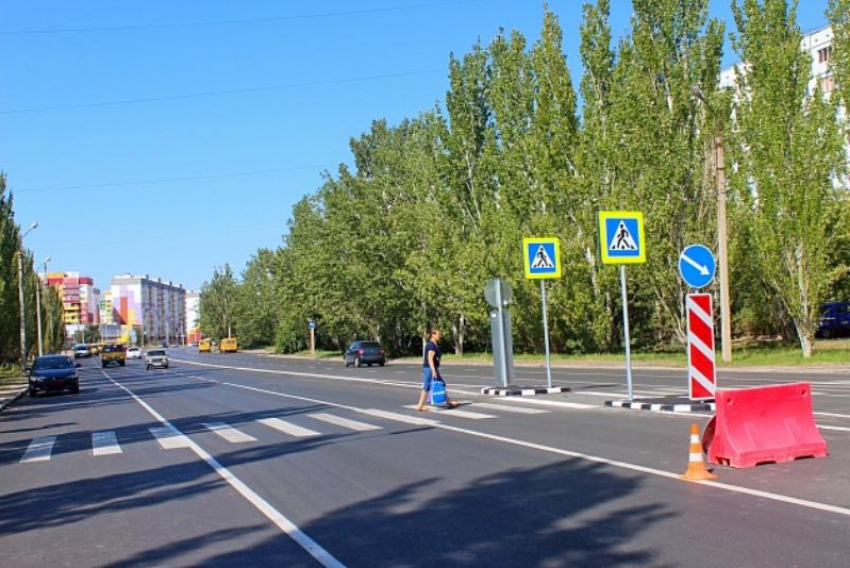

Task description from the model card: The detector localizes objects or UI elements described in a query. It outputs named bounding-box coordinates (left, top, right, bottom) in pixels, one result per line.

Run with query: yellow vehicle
left=220, top=338, right=238, bottom=353
left=198, top=339, right=212, bottom=353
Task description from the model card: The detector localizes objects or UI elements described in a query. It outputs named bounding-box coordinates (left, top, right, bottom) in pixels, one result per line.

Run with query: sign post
left=308, top=321, right=317, bottom=358
left=523, top=237, right=562, bottom=388
left=599, top=211, right=646, bottom=401
left=485, top=277, right=514, bottom=388
left=678, top=244, right=718, bottom=400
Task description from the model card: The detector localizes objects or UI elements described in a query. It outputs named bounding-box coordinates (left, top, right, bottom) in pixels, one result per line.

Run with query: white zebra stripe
left=20, top=436, right=57, bottom=463
left=92, top=431, right=122, bottom=455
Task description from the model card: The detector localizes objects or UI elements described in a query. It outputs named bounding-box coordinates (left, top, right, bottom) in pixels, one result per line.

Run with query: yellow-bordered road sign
left=598, top=211, right=646, bottom=265
left=523, top=237, right=561, bottom=279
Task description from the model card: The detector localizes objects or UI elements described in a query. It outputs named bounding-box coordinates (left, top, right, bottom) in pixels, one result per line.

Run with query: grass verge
left=0, top=365, right=25, bottom=387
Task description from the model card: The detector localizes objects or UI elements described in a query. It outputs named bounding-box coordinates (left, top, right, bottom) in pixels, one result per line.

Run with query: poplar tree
left=730, top=0, right=844, bottom=356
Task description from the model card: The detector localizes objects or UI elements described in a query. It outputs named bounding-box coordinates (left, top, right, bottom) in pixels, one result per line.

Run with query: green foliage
left=196, top=4, right=848, bottom=359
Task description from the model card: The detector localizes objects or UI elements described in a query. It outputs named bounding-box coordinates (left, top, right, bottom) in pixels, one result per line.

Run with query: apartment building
left=44, top=272, right=100, bottom=336
left=110, top=274, right=187, bottom=346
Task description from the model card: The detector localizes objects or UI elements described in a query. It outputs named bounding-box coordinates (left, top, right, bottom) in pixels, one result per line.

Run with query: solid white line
left=819, top=425, right=850, bottom=432
left=402, top=404, right=494, bottom=420
left=815, top=412, right=850, bottom=419
left=202, top=422, right=258, bottom=443
left=498, top=398, right=596, bottom=410
left=20, top=436, right=56, bottom=463
left=101, top=369, right=343, bottom=568
left=308, top=413, right=382, bottom=432
left=258, top=418, right=321, bottom=438
left=472, top=402, right=548, bottom=414
left=92, top=431, right=122, bottom=455
left=179, top=370, right=850, bottom=518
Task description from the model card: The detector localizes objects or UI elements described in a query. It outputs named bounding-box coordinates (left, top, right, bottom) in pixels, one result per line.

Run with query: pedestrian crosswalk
left=14, top=401, right=555, bottom=464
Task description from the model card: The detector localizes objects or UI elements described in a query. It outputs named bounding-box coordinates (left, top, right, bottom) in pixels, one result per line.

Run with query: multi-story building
left=720, top=25, right=835, bottom=95
left=45, top=272, right=100, bottom=336
left=110, top=274, right=187, bottom=346
left=185, top=291, right=201, bottom=344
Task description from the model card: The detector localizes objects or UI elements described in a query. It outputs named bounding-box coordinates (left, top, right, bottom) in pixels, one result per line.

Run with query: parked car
left=817, top=302, right=850, bottom=338
left=26, top=354, right=80, bottom=396
left=145, top=349, right=169, bottom=370
left=344, top=340, right=386, bottom=367
left=126, top=346, right=142, bottom=359
left=73, top=343, right=90, bottom=359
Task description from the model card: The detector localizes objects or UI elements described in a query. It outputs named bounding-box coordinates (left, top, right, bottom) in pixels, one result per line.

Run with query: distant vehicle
left=818, top=302, right=850, bottom=338
left=89, top=344, right=100, bottom=356
left=101, top=344, right=126, bottom=367
left=145, top=349, right=169, bottom=370
left=220, top=338, right=238, bottom=353
left=126, top=347, right=142, bottom=359
left=344, top=340, right=386, bottom=367
left=73, top=344, right=90, bottom=359
left=198, top=339, right=212, bottom=353
left=26, top=354, right=80, bottom=396
left=161, top=341, right=169, bottom=348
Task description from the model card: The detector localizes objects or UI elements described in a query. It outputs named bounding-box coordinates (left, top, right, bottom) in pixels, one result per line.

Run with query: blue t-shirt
left=423, top=340, right=441, bottom=369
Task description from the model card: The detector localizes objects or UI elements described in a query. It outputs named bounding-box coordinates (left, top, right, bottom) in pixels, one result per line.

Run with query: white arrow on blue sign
left=678, top=245, right=716, bottom=289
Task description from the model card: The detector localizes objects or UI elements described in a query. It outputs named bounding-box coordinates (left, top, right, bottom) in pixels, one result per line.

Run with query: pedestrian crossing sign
left=523, top=237, right=561, bottom=279
left=598, top=211, right=646, bottom=265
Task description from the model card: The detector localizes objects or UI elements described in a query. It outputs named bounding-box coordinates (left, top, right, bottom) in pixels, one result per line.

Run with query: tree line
left=200, top=0, right=850, bottom=358
left=1, top=174, right=66, bottom=366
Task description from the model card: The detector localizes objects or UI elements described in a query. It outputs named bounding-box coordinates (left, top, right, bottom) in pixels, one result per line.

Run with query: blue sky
left=1, top=0, right=831, bottom=291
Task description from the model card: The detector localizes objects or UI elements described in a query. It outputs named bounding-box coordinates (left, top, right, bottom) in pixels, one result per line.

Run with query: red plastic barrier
left=702, top=382, right=828, bottom=468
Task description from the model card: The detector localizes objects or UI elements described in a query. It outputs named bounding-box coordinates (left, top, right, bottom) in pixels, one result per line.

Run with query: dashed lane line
left=174, top=367, right=850, bottom=519
left=102, top=369, right=344, bottom=568
left=20, top=436, right=57, bottom=463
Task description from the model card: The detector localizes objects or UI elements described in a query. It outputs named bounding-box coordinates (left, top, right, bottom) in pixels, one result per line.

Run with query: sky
left=0, top=0, right=832, bottom=292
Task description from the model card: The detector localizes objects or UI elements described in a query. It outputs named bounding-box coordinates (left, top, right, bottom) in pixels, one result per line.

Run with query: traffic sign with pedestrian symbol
left=678, top=245, right=716, bottom=289
left=523, top=237, right=561, bottom=279
left=598, top=211, right=646, bottom=264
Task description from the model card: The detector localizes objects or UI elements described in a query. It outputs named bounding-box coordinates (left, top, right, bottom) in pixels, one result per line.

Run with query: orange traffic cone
left=681, top=423, right=718, bottom=481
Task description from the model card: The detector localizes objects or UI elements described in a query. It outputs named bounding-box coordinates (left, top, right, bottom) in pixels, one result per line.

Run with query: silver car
left=145, top=349, right=169, bottom=370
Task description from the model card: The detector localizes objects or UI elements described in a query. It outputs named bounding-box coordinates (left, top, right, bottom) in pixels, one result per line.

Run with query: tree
left=199, top=264, right=240, bottom=340
left=730, top=0, right=845, bottom=356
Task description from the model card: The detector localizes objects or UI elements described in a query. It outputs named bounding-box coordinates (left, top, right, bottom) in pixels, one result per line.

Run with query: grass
left=274, top=338, right=850, bottom=368
left=0, top=365, right=25, bottom=387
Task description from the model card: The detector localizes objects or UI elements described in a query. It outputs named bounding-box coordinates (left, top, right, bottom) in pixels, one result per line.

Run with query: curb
left=0, top=385, right=28, bottom=413
left=481, top=386, right=572, bottom=397
left=605, top=399, right=716, bottom=413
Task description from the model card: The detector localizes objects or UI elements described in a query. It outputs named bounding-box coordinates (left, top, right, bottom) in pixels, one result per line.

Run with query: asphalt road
left=1, top=348, right=848, bottom=567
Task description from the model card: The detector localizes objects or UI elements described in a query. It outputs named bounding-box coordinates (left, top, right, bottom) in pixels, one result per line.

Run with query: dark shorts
left=422, top=367, right=439, bottom=391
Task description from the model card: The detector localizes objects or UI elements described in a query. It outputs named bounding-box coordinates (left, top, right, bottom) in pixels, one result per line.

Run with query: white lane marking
left=20, top=436, right=57, bottom=463
left=819, top=425, right=850, bottom=432
left=150, top=426, right=192, bottom=449
left=183, top=371, right=850, bottom=519
left=258, top=418, right=321, bottom=438
left=202, top=422, right=258, bottom=443
left=92, top=431, right=122, bottom=455
left=498, top=398, right=596, bottom=410
left=403, top=404, right=494, bottom=420
left=472, top=402, right=548, bottom=415
left=308, top=413, right=382, bottom=432
left=815, top=412, right=850, bottom=419
left=359, top=408, right=439, bottom=426
left=101, top=370, right=343, bottom=568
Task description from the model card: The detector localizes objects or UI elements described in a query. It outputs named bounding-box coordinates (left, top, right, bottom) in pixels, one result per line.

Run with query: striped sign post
left=687, top=293, right=716, bottom=400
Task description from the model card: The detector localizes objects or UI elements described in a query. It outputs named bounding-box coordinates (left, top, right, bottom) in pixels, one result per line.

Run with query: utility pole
left=16, top=222, right=38, bottom=366
left=35, top=257, right=49, bottom=357
left=691, top=86, right=733, bottom=363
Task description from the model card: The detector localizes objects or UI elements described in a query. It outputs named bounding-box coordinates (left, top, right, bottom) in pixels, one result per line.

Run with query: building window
left=818, top=46, right=833, bottom=64
left=820, top=75, right=835, bottom=93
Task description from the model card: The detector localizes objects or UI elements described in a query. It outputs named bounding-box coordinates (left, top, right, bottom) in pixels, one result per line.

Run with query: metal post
left=715, top=134, right=732, bottom=363
left=35, top=272, right=43, bottom=357
left=17, top=252, right=27, bottom=366
left=310, top=326, right=315, bottom=358
left=540, top=280, right=552, bottom=389
left=44, top=259, right=51, bottom=352
left=496, top=280, right=509, bottom=386
left=620, top=265, right=634, bottom=401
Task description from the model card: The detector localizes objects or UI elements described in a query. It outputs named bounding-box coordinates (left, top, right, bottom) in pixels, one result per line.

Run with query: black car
left=344, top=341, right=386, bottom=367
left=27, top=355, right=80, bottom=396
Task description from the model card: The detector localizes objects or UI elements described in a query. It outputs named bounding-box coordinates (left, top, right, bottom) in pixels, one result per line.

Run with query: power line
left=0, top=69, right=444, bottom=115
left=11, top=164, right=335, bottom=194
left=0, top=0, right=484, bottom=36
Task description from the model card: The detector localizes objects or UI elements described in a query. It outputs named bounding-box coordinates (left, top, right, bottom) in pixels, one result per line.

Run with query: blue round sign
left=308, top=321, right=317, bottom=330
left=678, top=245, right=716, bottom=289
